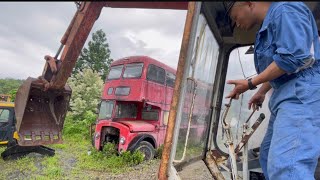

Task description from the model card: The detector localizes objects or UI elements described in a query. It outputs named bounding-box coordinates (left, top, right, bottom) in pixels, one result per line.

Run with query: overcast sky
left=0, top=2, right=187, bottom=79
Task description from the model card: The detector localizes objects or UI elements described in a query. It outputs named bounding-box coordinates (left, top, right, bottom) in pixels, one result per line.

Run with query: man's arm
left=248, top=82, right=272, bottom=110
left=226, top=62, right=283, bottom=99
left=251, top=61, right=286, bottom=87
left=226, top=66, right=276, bottom=99
left=257, top=81, right=272, bottom=94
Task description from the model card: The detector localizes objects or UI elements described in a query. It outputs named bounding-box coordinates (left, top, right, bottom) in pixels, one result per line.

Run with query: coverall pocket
left=294, top=77, right=320, bottom=127
left=307, top=83, right=320, bottom=127
left=294, top=79, right=310, bottom=104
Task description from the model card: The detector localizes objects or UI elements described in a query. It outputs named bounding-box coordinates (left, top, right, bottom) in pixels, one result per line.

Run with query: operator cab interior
left=173, top=1, right=320, bottom=178
left=203, top=2, right=320, bottom=45
left=201, top=1, right=320, bottom=154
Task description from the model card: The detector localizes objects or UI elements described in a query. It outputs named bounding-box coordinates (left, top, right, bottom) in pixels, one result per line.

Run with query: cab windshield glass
left=115, top=102, right=137, bottom=119
left=98, top=101, right=114, bottom=120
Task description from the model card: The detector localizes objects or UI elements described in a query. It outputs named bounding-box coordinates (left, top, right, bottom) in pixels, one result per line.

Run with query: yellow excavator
left=0, top=94, right=54, bottom=160
left=0, top=94, right=19, bottom=145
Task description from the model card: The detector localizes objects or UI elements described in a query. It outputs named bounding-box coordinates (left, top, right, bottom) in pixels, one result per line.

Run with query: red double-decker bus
left=93, top=56, right=176, bottom=160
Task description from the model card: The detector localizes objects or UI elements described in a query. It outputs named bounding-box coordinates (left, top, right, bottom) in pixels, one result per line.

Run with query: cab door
left=0, top=107, right=14, bottom=143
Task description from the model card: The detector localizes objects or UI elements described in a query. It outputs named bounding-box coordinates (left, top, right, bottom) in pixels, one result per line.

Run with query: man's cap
left=224, top=2, right=235, bottom=15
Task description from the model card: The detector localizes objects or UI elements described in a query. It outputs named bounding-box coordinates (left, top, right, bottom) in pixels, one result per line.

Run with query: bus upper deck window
left=147, top=64, right=165, bottom=84
left=123, top=63, right=144, bottom=78
left=166, top=72, right=176, bottom=87
left=107, top=65, right=124, bottom=80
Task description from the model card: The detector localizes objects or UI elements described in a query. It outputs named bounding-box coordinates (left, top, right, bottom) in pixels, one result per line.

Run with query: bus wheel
left=135, top=141, right=155, bottom=161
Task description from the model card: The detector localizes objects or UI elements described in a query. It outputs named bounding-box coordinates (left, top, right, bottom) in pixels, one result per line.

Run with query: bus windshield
left=115, top=102, right=137, bottom=119
left=107, top=65, right=124, bottom=80
left=98, top=101, right=114, bottom=120
left=123, top=63, right=144, bottom=78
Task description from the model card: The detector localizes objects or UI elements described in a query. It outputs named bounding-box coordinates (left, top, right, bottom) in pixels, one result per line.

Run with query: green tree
left=8, top=89, right=18, bottom=102
left=73, top=29, right=113, bottom=81
left=68, top=68, right=104, bottom=120
left=0, top=78, right=24, bottom=102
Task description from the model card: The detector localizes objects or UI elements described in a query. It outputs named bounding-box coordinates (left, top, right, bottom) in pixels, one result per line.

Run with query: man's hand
left=225, top=79, right=249, bottom=99
left=248, top=92, right=265, bottom=110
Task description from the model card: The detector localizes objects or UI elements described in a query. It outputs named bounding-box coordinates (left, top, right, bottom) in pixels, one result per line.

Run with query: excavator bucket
left=14, top=77, right=71, bottom=146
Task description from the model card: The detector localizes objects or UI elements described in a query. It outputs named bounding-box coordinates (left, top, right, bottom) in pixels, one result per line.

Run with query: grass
left=0, top=146, right=38, bottom=179
left=77, top=142, right=144, bottom=174
left=0, top=137, right=147, bottom=179
left=36, top=155, right=63, bottom=179
left=174, top=137, right=205, bottom=161
left=0, top=113, right=162, bottom=179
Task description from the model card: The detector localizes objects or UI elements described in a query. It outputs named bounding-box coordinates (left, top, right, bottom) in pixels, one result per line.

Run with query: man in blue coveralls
left=225, top=2, right=320, bottom=179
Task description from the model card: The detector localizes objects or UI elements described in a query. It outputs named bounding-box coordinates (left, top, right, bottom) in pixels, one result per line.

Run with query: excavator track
left=1, top=143, right=55, bottom=161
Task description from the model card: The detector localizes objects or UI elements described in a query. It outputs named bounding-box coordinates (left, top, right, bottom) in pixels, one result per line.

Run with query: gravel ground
left=178, top=160, right=213, bottom=180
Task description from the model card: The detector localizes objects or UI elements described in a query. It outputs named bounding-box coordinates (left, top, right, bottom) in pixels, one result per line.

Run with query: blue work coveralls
left=254, top=2, right=320, bottom=180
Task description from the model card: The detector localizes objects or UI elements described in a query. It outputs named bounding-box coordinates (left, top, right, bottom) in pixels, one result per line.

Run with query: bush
left=121, top=151, right=144, bottom=166
left=68, top=68, right=103, bottom=118
left=155, top=144, right=164, bottom=159
left=63, top=111, right=97, bottom=140
left=78, top=143, right=144, bottom=172
left=102, top=142, right=118, bottom=158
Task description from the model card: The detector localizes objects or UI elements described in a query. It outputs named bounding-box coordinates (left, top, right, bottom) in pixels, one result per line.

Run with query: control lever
left=221, top=98, right=239, bottom=180
left=219, top=97, right=265, bottom=180
left=234, top=113, right=265, bottom=154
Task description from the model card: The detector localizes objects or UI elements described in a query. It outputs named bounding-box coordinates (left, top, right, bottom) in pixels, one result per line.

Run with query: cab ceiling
left=201, top=2, right=320, bottom=45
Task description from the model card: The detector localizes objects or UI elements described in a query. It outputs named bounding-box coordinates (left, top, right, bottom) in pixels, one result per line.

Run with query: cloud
left=92, top=7, right=187, bottom=69
left=0, top=2, right=187, bottom=79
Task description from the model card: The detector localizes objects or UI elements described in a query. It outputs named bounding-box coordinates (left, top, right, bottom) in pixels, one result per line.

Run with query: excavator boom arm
left=14, top=1, right=188, bottom=147
left=45, top=2, right=188, bottom=90
left=44, top=2, right=105, bottom=89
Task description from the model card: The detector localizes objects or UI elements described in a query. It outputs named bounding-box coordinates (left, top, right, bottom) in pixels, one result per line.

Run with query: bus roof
left=111, top=56, right=176, bottom=74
